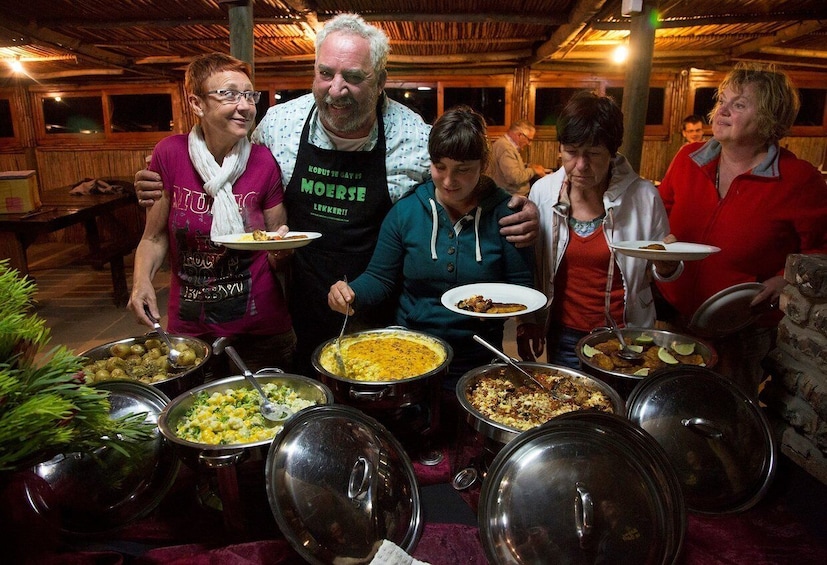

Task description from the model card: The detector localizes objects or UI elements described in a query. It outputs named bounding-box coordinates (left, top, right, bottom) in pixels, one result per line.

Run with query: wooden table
left=0, top=186, right=141, bottom=307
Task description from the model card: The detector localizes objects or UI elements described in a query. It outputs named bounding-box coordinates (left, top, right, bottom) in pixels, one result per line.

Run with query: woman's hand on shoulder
left=500, top=195, right=539, bottom=248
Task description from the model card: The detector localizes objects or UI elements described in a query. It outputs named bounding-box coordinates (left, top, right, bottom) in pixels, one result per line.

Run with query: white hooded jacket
left=528, top=154, right=679, bottom=331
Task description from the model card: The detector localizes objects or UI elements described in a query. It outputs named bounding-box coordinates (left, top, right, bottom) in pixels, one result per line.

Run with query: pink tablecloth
left=4, top=455, right=826, bottom=565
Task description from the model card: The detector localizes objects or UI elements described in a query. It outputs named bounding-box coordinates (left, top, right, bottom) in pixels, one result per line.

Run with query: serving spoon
left=334, top=275, right=349, bottom=376
left=472, top=334, right=547, bottom=390
left=223, top=344, right=293, bottom=424
left=143, top=305, right=184, bottom=368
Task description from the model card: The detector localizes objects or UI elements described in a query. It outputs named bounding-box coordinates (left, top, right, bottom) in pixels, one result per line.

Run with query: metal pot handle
left=349, top=388, right=387, bottom=401
left=199, top=449, right=247, bottom=468
left=681, top=417, right=723, bottom=439
left=255, top=367, right=285, bottom=375
left=574, top=482, right=593, bottom=548
left=347, top=456, right=372, bottom=500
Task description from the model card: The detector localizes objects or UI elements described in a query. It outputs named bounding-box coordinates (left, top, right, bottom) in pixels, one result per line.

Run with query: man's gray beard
left=317, top=93, right=378, bottom=135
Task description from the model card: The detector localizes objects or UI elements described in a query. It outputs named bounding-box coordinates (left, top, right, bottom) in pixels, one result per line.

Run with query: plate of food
left=212, top=230, right=322, bottom=251
left=610, top=240, right=721, bottom=261
left=441, top=283, right=547, bottom=318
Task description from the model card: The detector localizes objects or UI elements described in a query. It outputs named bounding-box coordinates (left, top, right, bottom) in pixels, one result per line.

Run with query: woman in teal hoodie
left=328, top=105, right=534, bottom=382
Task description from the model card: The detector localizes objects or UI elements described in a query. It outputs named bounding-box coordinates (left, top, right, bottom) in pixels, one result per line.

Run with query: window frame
left=0, top=88, right=24, bottom=150
left=530, top=72, right=674, bottom=140
left=30, top=83, right=183, bottom=146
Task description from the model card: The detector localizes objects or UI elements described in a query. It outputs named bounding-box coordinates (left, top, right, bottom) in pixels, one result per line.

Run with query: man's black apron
left=284, top=103, right=395, bottom=371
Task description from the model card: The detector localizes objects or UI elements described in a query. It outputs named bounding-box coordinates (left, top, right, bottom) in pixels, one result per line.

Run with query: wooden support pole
left=619, top=1, right=656, bottom=173
left=220, top=0, right=255, bottom=80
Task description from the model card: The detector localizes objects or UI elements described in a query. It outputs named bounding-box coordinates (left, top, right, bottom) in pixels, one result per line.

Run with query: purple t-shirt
left=151, top=134, right=291, bottom=337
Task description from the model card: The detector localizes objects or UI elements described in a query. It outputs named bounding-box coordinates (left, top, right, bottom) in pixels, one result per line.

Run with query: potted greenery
left=0, top=259, right=156, bottom=556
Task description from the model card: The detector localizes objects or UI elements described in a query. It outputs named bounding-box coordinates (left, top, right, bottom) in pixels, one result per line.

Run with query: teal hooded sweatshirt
left=349, top=176, right=535, bottom=377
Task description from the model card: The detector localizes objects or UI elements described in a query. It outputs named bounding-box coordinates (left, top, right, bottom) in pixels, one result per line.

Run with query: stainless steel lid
left=478, top=412, right=685, bottom=564
left=265, top=404, right=422, bottom=564
left=626, top=365, right=776, bottom=514
left=25, top=381, right=179, bottom=533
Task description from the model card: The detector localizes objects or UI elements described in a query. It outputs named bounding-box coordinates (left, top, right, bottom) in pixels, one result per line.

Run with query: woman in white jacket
left=517, top=91, right=680, bottom=368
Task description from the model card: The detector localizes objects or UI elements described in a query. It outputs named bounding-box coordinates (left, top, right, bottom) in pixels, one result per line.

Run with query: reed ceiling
left=1, top=0, right=826, bottom=83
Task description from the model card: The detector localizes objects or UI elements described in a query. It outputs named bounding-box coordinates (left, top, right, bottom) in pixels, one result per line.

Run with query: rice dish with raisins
left=466, top=369, right=614, bottom=431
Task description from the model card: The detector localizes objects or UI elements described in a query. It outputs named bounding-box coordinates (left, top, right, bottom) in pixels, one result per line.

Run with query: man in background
left=680, top=114, right=704, bottom=145
left=487, top=120, right=547, bottom=196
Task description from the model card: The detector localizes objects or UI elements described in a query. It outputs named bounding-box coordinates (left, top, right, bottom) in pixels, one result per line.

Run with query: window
left=251, top=88, right=311, bottom=125
left=385, top=87, right=437, bottom=124
left=606, top=87, right=666, bottom=126
left=534, top=87, right=589, bottom=127
left=0, top=98, right=13, bottom=138
left=32, top=85, right=181, bottom=144
left=111, top=94, right=173, bottom=132
left=443, top=86, right=506, bottom=126
left=42, top=96, right=104, bottom=135
left=795, top=89, right=826, bottom=127
left=692, top=87, right=717, bottom=122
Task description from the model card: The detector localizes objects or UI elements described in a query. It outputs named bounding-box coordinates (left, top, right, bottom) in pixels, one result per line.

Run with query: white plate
left=610, top=240, right=721, bottom=261
left=688, top=282, right=766, bottom=338
left=212, top=231, right=322, bottom=251
left=441, top=283, right=547, bottom=318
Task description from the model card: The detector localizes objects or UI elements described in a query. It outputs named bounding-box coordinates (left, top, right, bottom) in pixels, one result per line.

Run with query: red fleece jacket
left=656, top=141, right=827, bottom=318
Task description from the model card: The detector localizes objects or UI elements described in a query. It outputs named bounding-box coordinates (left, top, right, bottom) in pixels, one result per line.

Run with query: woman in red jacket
left=657, top=63, right=827, bottom=398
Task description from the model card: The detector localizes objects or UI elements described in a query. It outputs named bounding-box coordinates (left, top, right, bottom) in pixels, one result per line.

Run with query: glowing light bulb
left=10, top=59, right=23, bottom=73
left=612, top=45, right=629, bottom=64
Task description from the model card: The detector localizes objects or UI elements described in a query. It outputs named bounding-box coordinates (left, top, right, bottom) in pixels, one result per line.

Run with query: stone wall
left=762, top=254, right=827, bottom=485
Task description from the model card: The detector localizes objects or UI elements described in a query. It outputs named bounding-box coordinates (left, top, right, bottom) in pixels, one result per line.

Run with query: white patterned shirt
left=251, top=93, right=432, bottom=204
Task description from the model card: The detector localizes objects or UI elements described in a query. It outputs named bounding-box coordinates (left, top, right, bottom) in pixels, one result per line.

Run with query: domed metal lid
left=626, top=366, right=777, bottom=514
left=265, top=405, right=422, bottom=565
left=25, top=381, right=179, bottom=533
left=478, top=412, right=685, bottom=564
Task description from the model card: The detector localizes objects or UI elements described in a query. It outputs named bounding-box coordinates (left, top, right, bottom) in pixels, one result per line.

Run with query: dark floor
left=26, top=243, right=170, bottom=361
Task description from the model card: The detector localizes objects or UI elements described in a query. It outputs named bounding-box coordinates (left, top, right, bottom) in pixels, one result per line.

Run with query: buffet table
left=4, top=451, right=826, bottom=565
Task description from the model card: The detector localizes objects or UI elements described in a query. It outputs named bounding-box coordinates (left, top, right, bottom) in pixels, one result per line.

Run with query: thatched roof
left=1, top=0, right=826, bottom=82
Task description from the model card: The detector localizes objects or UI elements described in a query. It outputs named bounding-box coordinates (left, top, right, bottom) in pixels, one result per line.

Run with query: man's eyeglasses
left=519, top=132, right=534, bottom=142
left=205, top=89, right=261, bottom=104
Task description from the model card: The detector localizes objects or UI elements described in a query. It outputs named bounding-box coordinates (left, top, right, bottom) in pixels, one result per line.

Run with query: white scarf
left=187, top=124, right=251, bottom=238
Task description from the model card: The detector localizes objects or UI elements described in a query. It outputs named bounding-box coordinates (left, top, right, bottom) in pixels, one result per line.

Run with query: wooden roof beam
left=707, top=20, right=826, bottom=66
left=593, top=12, right=827, bottom=30
left=528, top=0, right=608, bottom=65
left=0, top=15, right=175, bottom=78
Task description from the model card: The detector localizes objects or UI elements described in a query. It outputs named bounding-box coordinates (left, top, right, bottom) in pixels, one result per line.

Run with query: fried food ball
left=595, top=340, right=621, bottom=354
left=591, top=353, right=615, bottom=370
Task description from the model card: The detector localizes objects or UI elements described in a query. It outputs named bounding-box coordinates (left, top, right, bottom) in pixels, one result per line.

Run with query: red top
left=657, top=141, right=827, bottom=319
left=553, top=225, right=625, bottom=331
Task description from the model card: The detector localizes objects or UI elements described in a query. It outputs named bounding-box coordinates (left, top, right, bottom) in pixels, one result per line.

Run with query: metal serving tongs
left=334, top=275, right=349, bottom=376
left=222, top=344, right=293, bottom=424
left=604, top=249, right=642, bottom=361
left=143, top=304, right=184, bottom=368
left=472, top=334, right=547, bottom=390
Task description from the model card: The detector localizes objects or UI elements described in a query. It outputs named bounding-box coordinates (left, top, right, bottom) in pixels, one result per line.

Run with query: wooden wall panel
left=28, top=148, right=150, bottom=246
left=34, top=148, right=155, bottom=191
left=782, top=138, right=827, bottom=169
left=0, top=153, right=32, bottom=172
